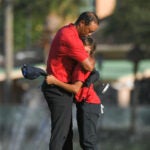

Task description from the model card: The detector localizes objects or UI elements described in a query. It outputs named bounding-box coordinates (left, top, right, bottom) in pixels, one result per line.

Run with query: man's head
left=75, top=11, right=100, bottom=37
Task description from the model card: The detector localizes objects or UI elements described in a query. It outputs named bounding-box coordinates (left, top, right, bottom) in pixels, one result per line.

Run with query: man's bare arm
left=81, top=56, right=95, bottom=72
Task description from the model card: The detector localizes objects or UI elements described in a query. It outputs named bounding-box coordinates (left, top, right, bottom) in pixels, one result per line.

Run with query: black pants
left=42, top=81, right=73, bottom=150
left=76, top=102, right=100, bottom=150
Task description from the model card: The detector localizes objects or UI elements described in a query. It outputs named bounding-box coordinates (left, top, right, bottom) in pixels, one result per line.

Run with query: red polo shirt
left=46, top=23, right=88, bottom=83
left=72, top=64, right=101, bottom=104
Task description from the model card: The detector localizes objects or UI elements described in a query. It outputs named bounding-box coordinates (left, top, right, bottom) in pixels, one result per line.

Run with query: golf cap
left=21, top=64, right=47, bottom=80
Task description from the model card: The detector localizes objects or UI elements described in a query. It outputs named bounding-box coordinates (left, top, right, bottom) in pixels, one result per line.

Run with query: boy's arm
left=46, top=75, right=83, bottom=94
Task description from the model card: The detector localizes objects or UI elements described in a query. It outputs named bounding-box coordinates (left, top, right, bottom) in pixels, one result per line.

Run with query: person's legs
left=42, top=82, right=73, bottom=150
left=62, top=120, right=73, bottom=150
left=76, top=102, right=100, bottom=150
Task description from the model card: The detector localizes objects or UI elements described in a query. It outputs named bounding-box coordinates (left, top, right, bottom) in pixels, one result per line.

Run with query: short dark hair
left=81, top=36, right=96, bottom=56
left=75, top=11, right=100, bottom=26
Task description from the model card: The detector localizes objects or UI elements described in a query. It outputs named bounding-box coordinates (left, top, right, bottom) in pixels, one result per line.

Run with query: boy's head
left=81, top=36, right=96, bottom=56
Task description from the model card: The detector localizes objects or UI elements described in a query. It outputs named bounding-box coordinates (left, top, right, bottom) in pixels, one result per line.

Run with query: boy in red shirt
left=46, top=36, right=101, bottom=150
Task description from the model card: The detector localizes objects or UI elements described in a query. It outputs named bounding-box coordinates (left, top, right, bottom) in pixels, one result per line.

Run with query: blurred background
left=0, top=0, right=150, bottom=150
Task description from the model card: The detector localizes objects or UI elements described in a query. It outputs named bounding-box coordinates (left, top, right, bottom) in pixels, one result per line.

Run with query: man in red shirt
left=42, top=12, right=100, bottom=150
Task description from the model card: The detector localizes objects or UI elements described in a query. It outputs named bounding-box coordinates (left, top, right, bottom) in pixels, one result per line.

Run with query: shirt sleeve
left=72, top=64, right=91, bottom=83
left=63, top=33, right=89, bottom=62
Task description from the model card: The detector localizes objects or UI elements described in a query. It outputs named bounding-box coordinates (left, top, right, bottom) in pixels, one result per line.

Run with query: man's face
left=78, top=21, right=99, bottom=37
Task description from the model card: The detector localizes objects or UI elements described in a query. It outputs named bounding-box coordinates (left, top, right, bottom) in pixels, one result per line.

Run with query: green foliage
left=0, top=2, right=3, bottom=54
left=13, top=0, right=86, bottom=51
left=13, top=0, right=50, bottom=51
left=102, top=0, right=150, bottom=45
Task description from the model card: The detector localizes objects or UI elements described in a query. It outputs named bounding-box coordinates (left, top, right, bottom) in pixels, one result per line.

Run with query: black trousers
left=76, top=102, right=100, bottom=150
left=42, top=81, right=73, bottom=150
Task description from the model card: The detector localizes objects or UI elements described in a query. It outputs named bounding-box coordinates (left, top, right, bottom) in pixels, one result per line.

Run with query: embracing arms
left=46, top=69, right=100, bottom=94
left=46, top=76, right=83, bottom=94
left=81, top=56, right=95, bottom=72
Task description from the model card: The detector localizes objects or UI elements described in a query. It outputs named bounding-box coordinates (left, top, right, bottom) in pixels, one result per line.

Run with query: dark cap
left=21, top=64, right=47, bottom=80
